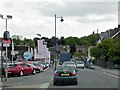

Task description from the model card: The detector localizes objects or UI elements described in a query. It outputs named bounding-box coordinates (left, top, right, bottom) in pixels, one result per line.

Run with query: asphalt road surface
left=1, top=66, right=119, bottom=90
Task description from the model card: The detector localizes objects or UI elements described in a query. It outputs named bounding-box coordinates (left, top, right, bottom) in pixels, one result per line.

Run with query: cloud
left=38, top=2, right=118, bottom=17
left=0, top=1, right=118, bottom=39
left=78, top=13, right=118, bottom=23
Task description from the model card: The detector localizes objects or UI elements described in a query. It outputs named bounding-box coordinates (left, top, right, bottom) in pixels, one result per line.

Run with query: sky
left=0, top=0, right=119, bottom=39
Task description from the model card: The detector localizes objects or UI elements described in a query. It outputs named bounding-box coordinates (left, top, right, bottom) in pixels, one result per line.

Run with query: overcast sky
left=0, top=0, right=119, bottom=39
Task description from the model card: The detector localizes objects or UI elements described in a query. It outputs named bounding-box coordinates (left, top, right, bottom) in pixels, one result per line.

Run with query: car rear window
left=77, top=61, right=84, bottom=64
left=57, top=66, right=74, bottom=71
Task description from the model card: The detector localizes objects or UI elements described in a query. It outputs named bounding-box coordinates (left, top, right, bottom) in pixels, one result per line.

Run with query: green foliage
left=12, top=35, right=34, bottom=46
left=80, top=34, right=99, bottom=46
left=59, top=36, right=65, bottom=45
left=74, top=52, right=86, bottom=58
left=108, top=39, right=120, bottom=62
left=90, top=38, right=120, bottom=62
left=90, top=46, right=101, bottom=59
left=65, top=36, right=79, bottom=46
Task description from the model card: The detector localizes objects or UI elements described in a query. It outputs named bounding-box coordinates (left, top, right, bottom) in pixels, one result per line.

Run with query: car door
left=20, top=64, right=30, bottom=75
left=24, top=64, right=33, bottom=74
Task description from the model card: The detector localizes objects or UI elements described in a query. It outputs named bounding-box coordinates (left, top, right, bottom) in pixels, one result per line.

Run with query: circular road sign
left=23, top=52, right=31, bottom=60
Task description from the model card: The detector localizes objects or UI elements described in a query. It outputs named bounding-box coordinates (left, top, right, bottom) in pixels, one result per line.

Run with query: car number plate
left=61, top=74, right=69, bottom=76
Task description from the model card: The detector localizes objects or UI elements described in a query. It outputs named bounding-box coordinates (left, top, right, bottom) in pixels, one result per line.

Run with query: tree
left=90, top=46, right=101, bottom=60
left=59, top=36, right=65, bottom=45
left=108, top=39, right=120, bottom=64
left=90, top=38, right=120, bottom=65
left=98, top=38, right=114, bottom=61
left=79, top=34, right=99, bottom=46
left=74, top=52, right=86, bottom=58
left=12, top=35, right=23, bottom=45
left=23, top=38, right=34, bottom=46
left=65, top=36, right=79, bottom=46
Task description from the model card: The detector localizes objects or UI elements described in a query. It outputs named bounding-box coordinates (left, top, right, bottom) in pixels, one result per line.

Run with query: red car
left=6, top=63, right=36, bottom=76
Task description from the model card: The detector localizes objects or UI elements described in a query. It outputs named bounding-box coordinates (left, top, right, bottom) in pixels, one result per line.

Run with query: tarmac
left=0, top=65, right=119, bottom=90
left=91, top=65, right=120, bottom=77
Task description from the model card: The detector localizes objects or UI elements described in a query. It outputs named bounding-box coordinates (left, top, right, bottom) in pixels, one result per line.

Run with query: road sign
left=2, top=39, right=11, bottom=44
left=23, top=52, right=31, bottom=60
left=3, top=43, right=10, bottom=47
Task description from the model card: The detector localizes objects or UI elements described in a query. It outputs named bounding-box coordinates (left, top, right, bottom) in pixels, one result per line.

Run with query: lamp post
left=36, top=34, right=41, bottom=39
left=54, top=14, right=64, bottom=70
left=0, top=14, right=12, bottom=81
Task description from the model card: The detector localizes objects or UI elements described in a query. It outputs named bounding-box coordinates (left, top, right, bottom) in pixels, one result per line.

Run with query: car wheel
left=53, top=82, right=57, bottom=85
left=19, top=70, right=24, bottom=76
left=53, top=81, right=57, bottom=85
left=74, top=80, right=77, bottom=85
left=38, top=69, right=41, bottom=73
left=32, top=69, right=36, bottom=75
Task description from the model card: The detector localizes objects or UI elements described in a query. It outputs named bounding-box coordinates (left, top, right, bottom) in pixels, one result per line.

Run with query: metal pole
left=5, top=19, right=8, bottom=81
left=54, top=14, right=57, bottom=70
left=6, top=19, right=7, bottom=31
left=1, top=42, right=3, bottom=82
left=12, top=39, right=13, bottom=64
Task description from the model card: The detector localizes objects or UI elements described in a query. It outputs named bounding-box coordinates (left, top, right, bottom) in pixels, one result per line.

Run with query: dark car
left=53, top=65, right=78, bottom=85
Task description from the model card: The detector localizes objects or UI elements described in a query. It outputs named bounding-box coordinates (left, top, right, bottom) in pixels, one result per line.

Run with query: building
left=97, top=25, right=120, bottom=44
left=76, top=45, right=88, bottom=54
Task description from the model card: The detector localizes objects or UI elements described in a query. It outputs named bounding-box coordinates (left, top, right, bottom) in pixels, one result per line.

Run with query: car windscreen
left=8, top=64, right=17, bottom=68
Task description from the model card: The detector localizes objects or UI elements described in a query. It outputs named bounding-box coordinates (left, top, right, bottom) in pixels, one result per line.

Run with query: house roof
left=111, top=30, right=120, bottom=39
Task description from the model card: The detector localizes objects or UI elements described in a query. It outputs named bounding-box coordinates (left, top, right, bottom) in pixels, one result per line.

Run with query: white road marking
left=6, top=84, right=39, bottom=88
left=39, top=83, right=50, bottom=88
left=104, top=72, right=120, bottom=78
left=7, top=77, right=53, bottom=88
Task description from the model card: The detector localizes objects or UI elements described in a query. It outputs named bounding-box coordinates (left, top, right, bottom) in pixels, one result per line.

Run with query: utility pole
left=54, top=14, right=64, bottom=70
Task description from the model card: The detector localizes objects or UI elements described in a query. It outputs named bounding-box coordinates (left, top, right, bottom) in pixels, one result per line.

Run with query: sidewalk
left=91, top=65, right=120, bottom=77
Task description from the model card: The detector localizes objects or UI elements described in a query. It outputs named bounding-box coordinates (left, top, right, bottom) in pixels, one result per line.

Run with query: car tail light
left=72, top=71, right=76, bottom=76
left=54, top=72, right=58, bottom=76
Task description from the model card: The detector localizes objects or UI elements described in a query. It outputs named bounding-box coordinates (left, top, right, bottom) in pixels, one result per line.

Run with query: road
left=1, top=66, right=119, bottom=90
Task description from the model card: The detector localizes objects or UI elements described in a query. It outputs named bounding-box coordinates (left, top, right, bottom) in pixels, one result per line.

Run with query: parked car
left=40, top=62, right=48, bottom=70
left=75, top=61, right=85, bottom=69
left=53, top=65, right=78, bottom=85
left=28, top=63, right=40, bottom=73
left=4, top=63, right=36, bottom=76
left=33, top=62, right=44, bottom=72
left=45, top=62, right=50, bottom=67
left=63, top=61, right=76, bottom=68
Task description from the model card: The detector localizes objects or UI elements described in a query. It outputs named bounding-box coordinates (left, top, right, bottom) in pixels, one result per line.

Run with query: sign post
left=2, top=39, right=11, bottom=81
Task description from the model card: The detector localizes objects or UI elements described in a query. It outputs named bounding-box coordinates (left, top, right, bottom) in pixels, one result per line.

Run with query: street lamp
left=54, top=14, right=64, bottom=70
left=36, top=34, right=41, bottom=39
left=0, top=14, right=12, bottom=31
left=0, top=14, right=12, bottom=81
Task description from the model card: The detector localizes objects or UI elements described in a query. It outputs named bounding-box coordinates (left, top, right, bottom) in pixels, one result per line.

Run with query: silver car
left=63, top=61, right=76, bottom=68
left=75, top=61, right=85, bottom=69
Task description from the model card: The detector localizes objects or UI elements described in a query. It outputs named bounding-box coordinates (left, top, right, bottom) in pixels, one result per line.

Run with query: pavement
left=91, top=65, right=120, bottom=77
